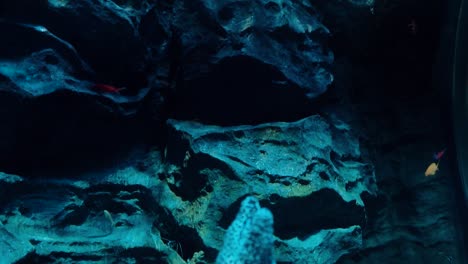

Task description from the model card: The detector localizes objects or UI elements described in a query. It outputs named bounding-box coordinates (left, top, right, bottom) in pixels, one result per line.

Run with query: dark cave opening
left=219, top=190, right=366, bottom=241
left=167, top=55, right=322, bottom=126
left=0, top=90, right=163, bottom=178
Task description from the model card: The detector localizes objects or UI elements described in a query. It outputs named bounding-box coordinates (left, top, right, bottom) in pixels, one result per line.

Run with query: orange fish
left=424, top=160, right=439, bottom=177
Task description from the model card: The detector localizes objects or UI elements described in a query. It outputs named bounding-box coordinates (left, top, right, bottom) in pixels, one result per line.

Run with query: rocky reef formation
left=0, top=111, right=376, bottom=263
left=165, top=114, right=376, bottom=263
left=0, top=0, right=463, bottom=263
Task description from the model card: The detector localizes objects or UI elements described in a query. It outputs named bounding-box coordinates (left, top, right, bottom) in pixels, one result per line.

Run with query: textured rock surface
left=171, top=0, right=334, bottom=98
left=0, top=164, right=193, bottom=263
left=0, top=0, right=334, bottom=124
left=167, top=114, right=376, bottom=206
left=0, top=0, right=464, bottom=263
left=165, top=113, right=376, bottom=263
left=0, top=0, right=337, bottom=174
left=0, top=111, right=375, bottom=263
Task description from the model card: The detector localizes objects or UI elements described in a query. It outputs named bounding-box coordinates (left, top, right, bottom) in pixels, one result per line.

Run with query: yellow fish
left=424, top=161, right=439, bottom=176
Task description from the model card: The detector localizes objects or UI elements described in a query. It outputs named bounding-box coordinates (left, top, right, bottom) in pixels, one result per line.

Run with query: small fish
left=408, top=19, right=418, bottom=35
left=433, top=148, right=446, bottom=160
left=92, top=83, right=126, bottom=94
left=425, top=162, right=439, bottom=176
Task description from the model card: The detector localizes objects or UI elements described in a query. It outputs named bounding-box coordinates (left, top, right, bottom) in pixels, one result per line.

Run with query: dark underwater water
left=0, top=0, right=467, bottom=263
